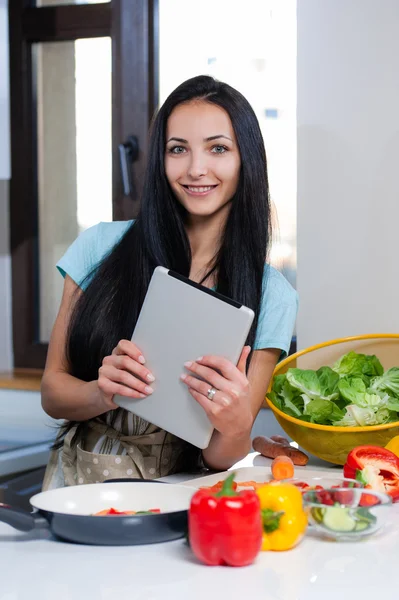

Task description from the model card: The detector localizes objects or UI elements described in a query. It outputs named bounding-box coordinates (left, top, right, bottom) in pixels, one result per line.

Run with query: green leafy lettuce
left=369, top=367, right=399, bottom=397
left=267, top=351, right=399, bottom=427
left=333, top=351, right=383, bottom=383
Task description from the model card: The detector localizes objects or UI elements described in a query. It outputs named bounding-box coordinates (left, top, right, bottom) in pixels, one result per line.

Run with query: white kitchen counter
left=1, top=452, right=398, bottom=600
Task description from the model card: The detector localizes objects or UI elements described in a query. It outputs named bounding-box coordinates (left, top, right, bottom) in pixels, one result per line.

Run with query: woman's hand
left=97, top=339, right=155, bottom=411
left=180, top=346, right=253, bottom=438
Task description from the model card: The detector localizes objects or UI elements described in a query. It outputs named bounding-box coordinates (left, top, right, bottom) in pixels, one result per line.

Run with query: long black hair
left=57, top=75, right=272, bottom=453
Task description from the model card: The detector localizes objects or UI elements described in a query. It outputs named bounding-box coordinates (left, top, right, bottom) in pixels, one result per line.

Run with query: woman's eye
left=168, top=145, right=186, bottom=154
left=211, top=145, right=228, bottom=154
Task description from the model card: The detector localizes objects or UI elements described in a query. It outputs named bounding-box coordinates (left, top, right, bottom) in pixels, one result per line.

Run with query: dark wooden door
left=8, top=0, right=158, bottom=368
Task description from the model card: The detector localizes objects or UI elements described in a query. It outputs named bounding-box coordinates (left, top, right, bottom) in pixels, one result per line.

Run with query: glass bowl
left=302, top=487, right=393, bottom=540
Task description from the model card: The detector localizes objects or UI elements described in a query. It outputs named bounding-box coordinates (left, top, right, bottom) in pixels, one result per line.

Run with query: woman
left=41, top=75, right=298, bottom=489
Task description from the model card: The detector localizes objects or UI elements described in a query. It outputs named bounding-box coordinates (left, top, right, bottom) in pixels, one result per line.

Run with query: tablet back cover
left=114, top=267, right=254, bottom=448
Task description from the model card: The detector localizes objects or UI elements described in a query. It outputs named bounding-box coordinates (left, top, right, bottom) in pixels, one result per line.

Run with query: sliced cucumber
left=352, top=508, right=376, bottom=532
left=356, top=507, right=377, bottom=524
left=354, top=519, right=370, bottom=532
left=322, top=507, right=356, bottom=532
left=311, top=507, right=325, bottom=524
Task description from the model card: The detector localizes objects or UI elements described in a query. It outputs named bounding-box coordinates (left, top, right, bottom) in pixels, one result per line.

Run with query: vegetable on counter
left=201, top=480, right=262, bottom=492
left=385, top=435, right=399, bottom=458
left=271, top=455, right=295, bottom=480
left=256, top=481, right=307, bottom=551
left=201, top=479, right=339, bottom=494
left=200, top=479, right=238, bottom=493
left=252, top=435, right=309, bottom=465
left=343, top=445, right=399, bottom=502
left=309, top=503, right=377, bottom=534
left=93, top=507, right=161, bottom=516
left=188, top=473, right=263, bottom=567
left=268, top=351, right=399, bottom=427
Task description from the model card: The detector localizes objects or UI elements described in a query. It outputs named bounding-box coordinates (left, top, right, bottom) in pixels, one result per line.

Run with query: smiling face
left=164, top=101, right=241, bottom=220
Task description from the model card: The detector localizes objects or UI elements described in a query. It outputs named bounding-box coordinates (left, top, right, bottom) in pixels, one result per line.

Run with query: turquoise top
left=57, top=221, right=298, bottom=356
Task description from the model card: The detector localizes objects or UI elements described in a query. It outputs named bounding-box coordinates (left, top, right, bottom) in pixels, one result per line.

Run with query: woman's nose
left=187, top=153, right=208, bottom=179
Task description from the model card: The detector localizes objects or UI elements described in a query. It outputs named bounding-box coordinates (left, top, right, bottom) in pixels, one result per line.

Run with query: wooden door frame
left=8, top=0, right=158, bottom=368
left=112, top=0, right=159, bottom=220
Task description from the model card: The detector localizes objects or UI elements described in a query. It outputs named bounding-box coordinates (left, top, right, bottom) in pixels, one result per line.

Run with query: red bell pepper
left=188, top=473, right=263, bottom=567
left=343, top=445, right=399, bottom=502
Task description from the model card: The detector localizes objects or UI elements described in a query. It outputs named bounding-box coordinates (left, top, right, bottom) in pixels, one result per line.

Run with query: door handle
left=118, top=135, right=139, bottom=196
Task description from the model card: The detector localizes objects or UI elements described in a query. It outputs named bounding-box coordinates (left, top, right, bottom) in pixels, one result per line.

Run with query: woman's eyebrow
left=167, top=137, right=188, bottom=143
left=166, top=134, right=233, bottom=143
left=205, top=134, right=233, bottom=142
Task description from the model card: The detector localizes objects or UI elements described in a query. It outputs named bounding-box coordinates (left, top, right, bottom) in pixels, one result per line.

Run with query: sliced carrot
left=201, top=480, right=238, bottom=492
left=236, top=481, right=265, bottom=490
left=236, top=480, right=257, bottom=487
left=271, top=455, right=295, bottom=480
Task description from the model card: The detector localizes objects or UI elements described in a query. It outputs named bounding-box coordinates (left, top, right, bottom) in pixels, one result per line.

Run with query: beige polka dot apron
left=42, top=411, right=191, bottom=491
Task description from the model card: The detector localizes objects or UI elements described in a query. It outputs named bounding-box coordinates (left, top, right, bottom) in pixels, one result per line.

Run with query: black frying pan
left=0, top=479, right=195, bottom=545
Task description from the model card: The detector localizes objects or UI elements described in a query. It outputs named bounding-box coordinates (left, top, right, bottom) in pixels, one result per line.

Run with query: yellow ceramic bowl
left=265, top=334, right=399, bottom=465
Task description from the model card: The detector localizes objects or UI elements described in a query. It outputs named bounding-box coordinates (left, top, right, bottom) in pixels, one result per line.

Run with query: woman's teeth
left=186, top=186, right=215, bottom=192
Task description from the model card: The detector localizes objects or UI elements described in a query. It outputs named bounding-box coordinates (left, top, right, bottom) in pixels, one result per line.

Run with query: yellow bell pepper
left=256, top=481, right=307, bottom=551
left=386, top=435, right=399, bottom=458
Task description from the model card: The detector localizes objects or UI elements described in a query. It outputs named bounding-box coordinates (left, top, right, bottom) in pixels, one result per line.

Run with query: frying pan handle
left=0, top=502, right=38, bottom=532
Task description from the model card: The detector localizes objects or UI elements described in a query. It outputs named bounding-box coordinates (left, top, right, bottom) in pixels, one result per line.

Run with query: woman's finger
left=103, top=354, right=155, bottom=384
left=98, top=375, right=146, bottom=400
left=187, top=388, right=223, bottom=419
left=180, top=373, right=233, bottom=406
left=188, top=355, right=246, bottom=384
left=99, top=364, right=154, bottom=397
left=181, top=362, right=236, bottom=396
left=237, top=345, right=251, bottom=375
left=112, top=339, right=146, bottom=364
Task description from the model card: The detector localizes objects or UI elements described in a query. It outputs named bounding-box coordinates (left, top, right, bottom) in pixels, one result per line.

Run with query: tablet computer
left=114, top=266, right=254, bottom=449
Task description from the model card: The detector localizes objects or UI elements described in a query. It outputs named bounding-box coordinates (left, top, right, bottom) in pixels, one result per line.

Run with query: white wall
left=297, top=0, right=399, bottom=350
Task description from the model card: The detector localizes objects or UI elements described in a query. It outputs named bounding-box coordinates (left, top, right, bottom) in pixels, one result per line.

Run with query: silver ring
left=207, top=387, right=217, bottom=400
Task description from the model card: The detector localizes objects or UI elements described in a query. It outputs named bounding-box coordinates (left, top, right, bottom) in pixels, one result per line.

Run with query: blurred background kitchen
left=0, top=0, right=398, bottom=495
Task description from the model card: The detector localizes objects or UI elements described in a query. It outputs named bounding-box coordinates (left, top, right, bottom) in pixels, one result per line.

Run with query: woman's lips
left=181, top=184, right=218, bottom=197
